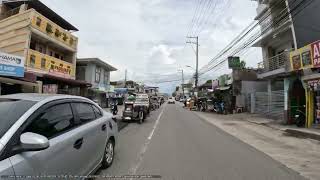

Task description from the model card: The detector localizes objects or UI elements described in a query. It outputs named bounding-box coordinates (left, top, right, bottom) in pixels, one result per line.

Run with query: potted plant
left=55, top=29, right=62, bottom=37
left=62, top=33, right=68, bottom=41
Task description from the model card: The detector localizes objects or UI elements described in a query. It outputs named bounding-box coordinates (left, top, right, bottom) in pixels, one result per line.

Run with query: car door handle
left=101, top=124, right=107, bottom=131
left=73, top=138, right=83, bottom=149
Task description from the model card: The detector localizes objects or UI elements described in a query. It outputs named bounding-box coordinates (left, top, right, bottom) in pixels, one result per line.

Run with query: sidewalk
left=234, top=113, right=320, bottom=141
left=194, top=111, right=320, bottom=180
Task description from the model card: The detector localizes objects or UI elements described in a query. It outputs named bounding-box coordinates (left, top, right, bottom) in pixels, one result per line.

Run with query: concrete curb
left=283, top=129, right=320, bottom=141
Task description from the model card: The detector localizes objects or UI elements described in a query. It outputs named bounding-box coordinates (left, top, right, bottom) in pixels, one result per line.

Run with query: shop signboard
left=228, top=56, right=240, bottom=69
left=311, top=40, right=320, bottom=67
left=0, top=51, right=25, bottom=77
left=290, top=40, right=320, bottom=70
left=300, top=45, right=313, bottom=69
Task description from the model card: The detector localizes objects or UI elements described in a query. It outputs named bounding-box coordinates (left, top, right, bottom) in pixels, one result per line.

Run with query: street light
left=185, top=65, right=196, bottom=71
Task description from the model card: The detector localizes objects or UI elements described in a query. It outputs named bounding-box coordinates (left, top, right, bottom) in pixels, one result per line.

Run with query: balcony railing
left=257, top=51, right=290, bottom=73
left=30, top=9, right=78, bottom=50
left=27, top=49, right=75, bottom=79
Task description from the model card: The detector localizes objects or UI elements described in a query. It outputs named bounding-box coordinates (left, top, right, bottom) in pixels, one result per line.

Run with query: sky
left=42, top=0, right=261, bottom=94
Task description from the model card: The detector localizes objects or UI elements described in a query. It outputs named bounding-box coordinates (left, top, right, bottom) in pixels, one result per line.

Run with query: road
left=98, top=103, right=305, bottom=180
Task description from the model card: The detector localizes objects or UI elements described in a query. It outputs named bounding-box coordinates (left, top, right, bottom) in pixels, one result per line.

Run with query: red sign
left=312, top=41, right=320, bottom=67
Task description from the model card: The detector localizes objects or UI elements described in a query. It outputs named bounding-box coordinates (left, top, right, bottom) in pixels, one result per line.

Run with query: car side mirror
left=20, top=132, right=49, bottom=151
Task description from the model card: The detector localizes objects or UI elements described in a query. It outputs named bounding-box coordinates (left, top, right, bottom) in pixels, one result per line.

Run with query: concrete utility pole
left=124, top=69, right=127, bottom=88
left=178, top=69, right=185, bottom=98
left=186, top=36, right=199, bottom=93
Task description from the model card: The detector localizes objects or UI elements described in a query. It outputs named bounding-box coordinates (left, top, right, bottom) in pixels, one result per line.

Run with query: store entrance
left=0, top=83, right=22, bottom=95
left=289, top=79, right=306, bottom=124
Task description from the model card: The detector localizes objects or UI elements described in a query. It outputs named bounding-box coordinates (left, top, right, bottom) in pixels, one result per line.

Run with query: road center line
left=129, top=104, right=166, bottom=176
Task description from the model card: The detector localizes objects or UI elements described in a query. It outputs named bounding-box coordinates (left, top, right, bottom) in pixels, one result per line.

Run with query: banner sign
left=228, top=56, right=240, bottom=69
left=290, top=40, right=320, bottom=71
left=0, top=51, right=25, bottom=77
left=43, top=84, right=58, bottom=94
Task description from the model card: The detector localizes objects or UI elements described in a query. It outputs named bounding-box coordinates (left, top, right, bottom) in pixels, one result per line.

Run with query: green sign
left=228, top=56, right=240, bottom=69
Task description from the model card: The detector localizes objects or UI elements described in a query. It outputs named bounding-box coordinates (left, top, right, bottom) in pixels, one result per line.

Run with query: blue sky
left=42, top=0, right=261, bottom=93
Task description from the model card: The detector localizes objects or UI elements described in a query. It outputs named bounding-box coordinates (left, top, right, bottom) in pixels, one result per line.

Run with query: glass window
left=30, top=55, right=36, bottom=68
left=92, top=105, right=103, bottom=118
left=104, top=71, right=109, bottom=84
left=24, top=104, right=74, bottom=139
left=0, top=99, right=36, bottom=139
left=72, top=103, right=96, bottom=123
left=95, top=67, right=101, bottom=83
left=41, top=58, right=46, bottom=69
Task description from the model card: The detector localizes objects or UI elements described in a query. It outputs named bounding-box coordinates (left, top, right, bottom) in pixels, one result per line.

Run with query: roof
left=42, top=74, right=92, bottom=87
left=2, top=0, right=78, bottom=31
left=0, top=93, right=84, bottom=102
left=77, top=58, right=117, bottom=71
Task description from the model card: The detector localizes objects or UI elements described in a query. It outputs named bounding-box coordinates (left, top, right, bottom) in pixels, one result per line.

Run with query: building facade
left=0, top=0, right=89, bottom=95
left=76, top=58, right=117, bottom=107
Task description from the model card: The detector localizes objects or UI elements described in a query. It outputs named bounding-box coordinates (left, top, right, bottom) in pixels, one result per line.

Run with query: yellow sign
left=290, top=43, right=315, bottom=71
left=27, top=49, right=75, bottom=79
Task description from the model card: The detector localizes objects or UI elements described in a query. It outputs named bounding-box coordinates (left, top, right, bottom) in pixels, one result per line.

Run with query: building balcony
left=26, top=49, right=75, bottom=79
left=257, top=51, right=290, bottom=79
left=30, top=9, right=78, bottom=51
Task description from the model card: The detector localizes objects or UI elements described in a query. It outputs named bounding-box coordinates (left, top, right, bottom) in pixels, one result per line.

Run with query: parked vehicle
left=0, top=93, right=118, bottom=178
left=213, top=101, right=227, bottom=114
left=294, top=106, right=306, bottom=127
left=206, top=99, right=215, bottom=112
left=179, top=98, right=185, bottom=103
left=150, top=96, right=160, bottom=110
left=122, top=94, right=150, bottom=124
left=111, top=102, right=118, bottom=115
left=168, top=97, right=175, bottom=104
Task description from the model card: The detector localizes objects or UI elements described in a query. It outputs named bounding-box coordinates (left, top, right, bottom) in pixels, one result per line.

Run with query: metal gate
left=254, top=90, right=284, bottom=120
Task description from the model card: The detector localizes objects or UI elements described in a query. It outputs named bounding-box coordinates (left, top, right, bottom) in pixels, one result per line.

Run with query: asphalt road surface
left=98, top=103, right=305, bottom=180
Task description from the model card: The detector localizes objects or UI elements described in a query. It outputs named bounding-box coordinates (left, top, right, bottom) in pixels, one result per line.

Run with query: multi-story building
left=76, top=58, right=117, bottom=107
left=0, top=0, right=88, bottom=95
left=253, top=0, right=320, bottom=127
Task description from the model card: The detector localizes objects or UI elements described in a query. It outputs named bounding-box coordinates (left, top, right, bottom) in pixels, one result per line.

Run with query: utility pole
left=186, top=36, right=199, bottom=94
left=124, top=69, right=127, bottom=88
left=178, top=69, right=185, bottom=98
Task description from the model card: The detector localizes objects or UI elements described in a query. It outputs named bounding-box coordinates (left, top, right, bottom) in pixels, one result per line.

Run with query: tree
left=172, top=92, right=177, bottom=97
left=240, top=60, right=246, bottom=69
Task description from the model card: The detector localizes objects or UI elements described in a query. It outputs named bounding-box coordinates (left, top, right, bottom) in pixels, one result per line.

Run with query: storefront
left=304, top=79, right=320, bottom=128
left=39, top=74, right=91, bottom=96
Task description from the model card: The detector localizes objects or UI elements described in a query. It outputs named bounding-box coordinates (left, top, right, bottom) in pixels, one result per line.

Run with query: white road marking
left=129, top=104, right=166, bottom=176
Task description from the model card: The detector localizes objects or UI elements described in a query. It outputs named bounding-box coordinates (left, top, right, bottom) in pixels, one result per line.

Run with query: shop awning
left=42, top=74, right=91, bottom=87
left=217, top=86, right=231, bottom=91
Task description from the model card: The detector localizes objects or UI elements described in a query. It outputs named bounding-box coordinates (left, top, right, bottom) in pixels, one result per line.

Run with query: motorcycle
left=213, top=101, right=226, bottom=114
left=111, top=103, right=118, bottom=115
left=294, top=107, right=306, bottom=127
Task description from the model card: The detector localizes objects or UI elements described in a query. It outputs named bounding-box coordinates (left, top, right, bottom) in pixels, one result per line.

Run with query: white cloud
left=41, top=0, right=260, bottom=93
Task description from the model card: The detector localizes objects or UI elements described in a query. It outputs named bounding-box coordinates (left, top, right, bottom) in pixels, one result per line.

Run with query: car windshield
left=0, top=99, right=36, bottom=139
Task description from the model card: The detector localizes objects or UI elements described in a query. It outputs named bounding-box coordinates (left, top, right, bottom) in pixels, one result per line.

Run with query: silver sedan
left=0, top=93, right=118, bottom=178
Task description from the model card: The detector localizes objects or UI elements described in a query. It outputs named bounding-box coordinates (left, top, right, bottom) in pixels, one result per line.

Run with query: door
left=71, top=102, right=108, bottom=175
left=0, top=159, right=15, bottom=179
left=9, top=103, right=86, bottom=178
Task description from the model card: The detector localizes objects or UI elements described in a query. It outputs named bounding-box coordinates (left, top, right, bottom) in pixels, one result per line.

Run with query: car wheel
left=101, top=139, right=115, bottom=169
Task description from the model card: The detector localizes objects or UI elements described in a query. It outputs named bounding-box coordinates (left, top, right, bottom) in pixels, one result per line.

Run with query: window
left=24, top=104, right=74, bottom=139
left=104, top=70, right=109, bottom=84
left=0, top=99, right=36, bottom=139
left=72, top=103, right=96, bottom=123
left=92, top=105, right=103, bottom=118
left=41, top=58, right=46, bottom=69
left=38, top=46, right=43, bottom=54
left=95, top=67, right=101, bottom=83
left=30, top=55, right=36, bottom=68
left=36, top=17, right=41, bottom=26
left=49, top=51, right=53, bottom=56
left=55, top=53, right=60, bottom=59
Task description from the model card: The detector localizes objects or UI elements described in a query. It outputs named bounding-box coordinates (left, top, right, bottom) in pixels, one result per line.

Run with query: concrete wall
left=81, top=63, right=111, bottom=89
left=0, top=9, right=32, bottom=58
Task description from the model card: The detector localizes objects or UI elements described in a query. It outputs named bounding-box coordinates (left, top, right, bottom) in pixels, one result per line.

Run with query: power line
left=200, top=0, right=315, bottom=76
left=191, top=0, right=215, bottom=36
